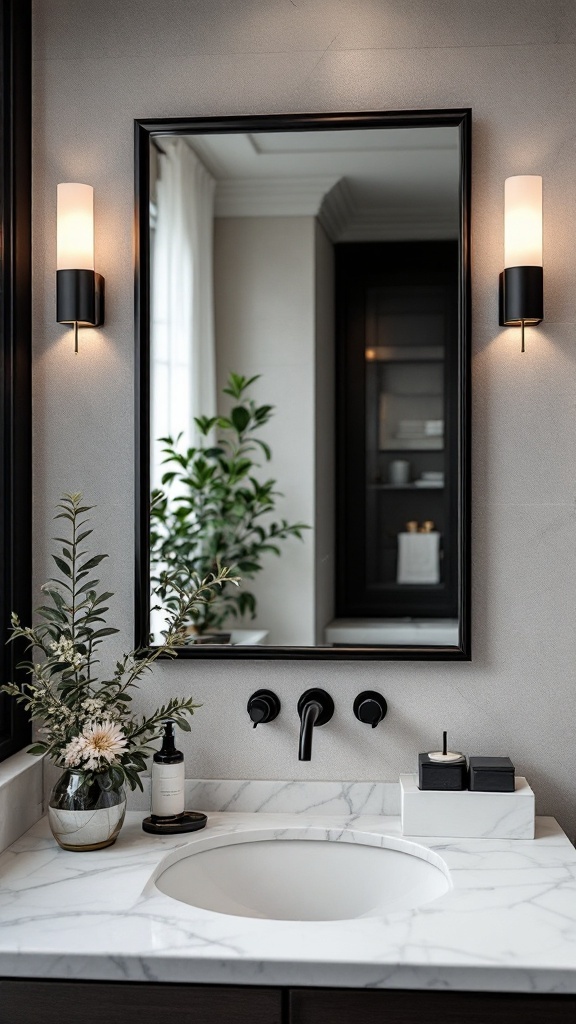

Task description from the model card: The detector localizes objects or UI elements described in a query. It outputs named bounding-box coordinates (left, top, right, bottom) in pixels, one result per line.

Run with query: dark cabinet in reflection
left=336, top=241, right=459, bottom=621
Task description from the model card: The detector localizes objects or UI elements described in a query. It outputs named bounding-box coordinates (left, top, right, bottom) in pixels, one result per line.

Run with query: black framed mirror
left=135, top=109, right=471, bottom=660
left=0, top=0, right=32, bottom=759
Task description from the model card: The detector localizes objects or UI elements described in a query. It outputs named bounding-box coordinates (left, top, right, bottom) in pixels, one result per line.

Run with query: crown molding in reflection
left=319, top=178, right=458, bottom=243
left=214, top=175, right=458, bottom=242
left=214, top=176, right=340, bottom=218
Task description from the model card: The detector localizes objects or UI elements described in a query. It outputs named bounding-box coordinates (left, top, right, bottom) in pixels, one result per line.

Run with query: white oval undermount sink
left=153, top=830, right=450, bottom=921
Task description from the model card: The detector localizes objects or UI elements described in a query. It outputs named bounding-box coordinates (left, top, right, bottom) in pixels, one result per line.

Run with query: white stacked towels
left=397, top=532, right=441, bottom=584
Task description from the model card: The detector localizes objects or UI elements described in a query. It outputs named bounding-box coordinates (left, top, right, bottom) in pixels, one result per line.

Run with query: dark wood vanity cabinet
left=290, top=987, right=576, bottom=1023
left=1, top=980, right=575, bottom=1024
left=0, top=980, right=282, bottom=1024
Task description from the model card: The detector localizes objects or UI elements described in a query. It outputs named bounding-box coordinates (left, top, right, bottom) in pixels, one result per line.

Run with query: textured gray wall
left=32, top=1, right=576, bottom=835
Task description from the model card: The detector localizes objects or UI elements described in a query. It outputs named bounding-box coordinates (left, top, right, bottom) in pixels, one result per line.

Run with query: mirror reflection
left=147, top=124, right=463, bottom=648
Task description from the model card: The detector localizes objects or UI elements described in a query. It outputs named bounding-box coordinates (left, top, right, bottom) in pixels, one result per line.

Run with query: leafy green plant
left=150, top=372, right=308, bottom=634
left=1, top=493, right=239, bottom=790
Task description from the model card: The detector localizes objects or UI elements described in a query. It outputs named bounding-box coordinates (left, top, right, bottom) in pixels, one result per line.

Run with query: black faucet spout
left=297, top=689, right=335, bottom=762
left=298, top=700, right=322, bottom=761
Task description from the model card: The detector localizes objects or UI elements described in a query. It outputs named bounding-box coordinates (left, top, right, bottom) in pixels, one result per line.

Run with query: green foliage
left=150, top=373, right=308, bottom=634
left=1, top=493, right=239, bottom=790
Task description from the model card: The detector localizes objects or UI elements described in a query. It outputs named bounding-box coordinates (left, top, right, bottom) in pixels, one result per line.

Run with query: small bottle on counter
left=151, top=719, right=185, bottom=820
left=142, top=720, right=207, bottom=836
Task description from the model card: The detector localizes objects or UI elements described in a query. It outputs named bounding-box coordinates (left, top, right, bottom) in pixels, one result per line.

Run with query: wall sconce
left=56, top=183, right=104, bottom=352
left=499, top=175, right=543, bottom=352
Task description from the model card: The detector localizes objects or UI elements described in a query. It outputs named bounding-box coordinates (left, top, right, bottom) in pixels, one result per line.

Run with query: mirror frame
left=0, top=0, right=32, bottom=758
left=134, top=108, right=471, bottom=660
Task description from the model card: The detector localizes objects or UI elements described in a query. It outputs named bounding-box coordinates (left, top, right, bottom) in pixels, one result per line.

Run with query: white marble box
left=400, top=774, right=535, bottom=840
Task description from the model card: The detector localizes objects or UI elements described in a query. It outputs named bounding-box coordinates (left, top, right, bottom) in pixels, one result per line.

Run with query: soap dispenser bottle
left=143, top=720, right=207, bottom=836
left=151, top=719, right=185, bottom=820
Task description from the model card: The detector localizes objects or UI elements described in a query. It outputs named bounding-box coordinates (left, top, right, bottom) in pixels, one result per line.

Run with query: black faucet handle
left=247, top=689, right=281, bottom=728
left=297, top=688, right=335, bottom=726
left=353, top=691, right=388, bottom=729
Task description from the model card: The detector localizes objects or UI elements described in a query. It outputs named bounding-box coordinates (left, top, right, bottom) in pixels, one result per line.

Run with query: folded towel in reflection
left=397, top=532, right=440, bottom=584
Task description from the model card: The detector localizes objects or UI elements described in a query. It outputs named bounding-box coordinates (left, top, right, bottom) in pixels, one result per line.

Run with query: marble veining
left=1, top=811, right=576, bottom=992
left=126, top=778, right=401, bottom=815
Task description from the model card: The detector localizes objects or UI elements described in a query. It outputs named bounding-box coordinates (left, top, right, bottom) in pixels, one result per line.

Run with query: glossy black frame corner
left=134, top=108, right=472, bottom=661
left=0, top=0, right=32, bottom=758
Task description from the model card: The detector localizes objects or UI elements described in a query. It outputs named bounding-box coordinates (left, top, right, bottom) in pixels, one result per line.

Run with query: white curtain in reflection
left=151, top=138, right=217, bottom=489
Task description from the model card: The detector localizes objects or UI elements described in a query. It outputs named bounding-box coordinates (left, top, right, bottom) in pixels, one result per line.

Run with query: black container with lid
left=418, top=731, right=468, bottom=791
left=469, top=756, right=515, bottom=793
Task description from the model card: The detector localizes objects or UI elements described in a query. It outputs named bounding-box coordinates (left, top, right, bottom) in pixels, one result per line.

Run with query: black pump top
left=154, top=719, right=184, bottom=764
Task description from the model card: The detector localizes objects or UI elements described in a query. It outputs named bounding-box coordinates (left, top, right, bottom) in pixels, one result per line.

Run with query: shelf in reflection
left=368, top=484, right=444, bottom=490
left=325, top=619, right=459, bottom=646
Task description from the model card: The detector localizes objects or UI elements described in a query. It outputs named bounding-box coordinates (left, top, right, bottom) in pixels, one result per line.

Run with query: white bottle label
left=151, top=761, right=185, bottom=817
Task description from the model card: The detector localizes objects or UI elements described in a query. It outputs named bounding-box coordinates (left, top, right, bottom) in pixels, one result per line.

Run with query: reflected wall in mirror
left=135, top=111, right=471, bottom=659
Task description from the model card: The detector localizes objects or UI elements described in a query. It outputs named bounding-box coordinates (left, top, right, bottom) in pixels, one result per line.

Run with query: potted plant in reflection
left=1, top=493, right=238, bottom=851
left=150, top=373, right=309, bottom=643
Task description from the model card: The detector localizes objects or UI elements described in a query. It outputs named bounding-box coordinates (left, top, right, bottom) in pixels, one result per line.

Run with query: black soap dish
left=142, top=811, right=207, bottom=835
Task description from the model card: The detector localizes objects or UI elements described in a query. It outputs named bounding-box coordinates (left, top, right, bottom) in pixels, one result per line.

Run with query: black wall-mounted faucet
left=247, top=690, right=281, bottom=728
left=297, top=688, right=334, bottom=761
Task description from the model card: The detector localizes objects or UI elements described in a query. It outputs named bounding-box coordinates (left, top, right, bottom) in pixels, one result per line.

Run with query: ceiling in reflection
left=179, top=127, right=460, bottom=241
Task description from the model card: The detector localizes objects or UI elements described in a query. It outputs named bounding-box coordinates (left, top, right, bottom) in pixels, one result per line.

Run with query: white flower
left=50, top=637, right=73, bottom=659
left=62, top=719, right=128, bottom=771
left=82, top=720, right=127, bottom=770
left=62, top=735, right=87, bottom=768
left=82, top=698, right=103, bottom=714
left=50, top=637, right=84, bottom=669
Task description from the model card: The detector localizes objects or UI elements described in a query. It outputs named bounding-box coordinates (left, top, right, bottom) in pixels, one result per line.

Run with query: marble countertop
left=1, top=810, right=576, bottom=993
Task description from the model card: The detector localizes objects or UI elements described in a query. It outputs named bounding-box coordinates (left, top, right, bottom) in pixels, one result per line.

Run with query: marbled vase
left=48, top=769, right=126, bottom=851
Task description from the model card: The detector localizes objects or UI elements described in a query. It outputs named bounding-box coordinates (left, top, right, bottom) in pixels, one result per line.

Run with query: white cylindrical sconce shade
left=57, top=183, right=94, bottom=271
left=504, top=175, right=542, bottom=269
